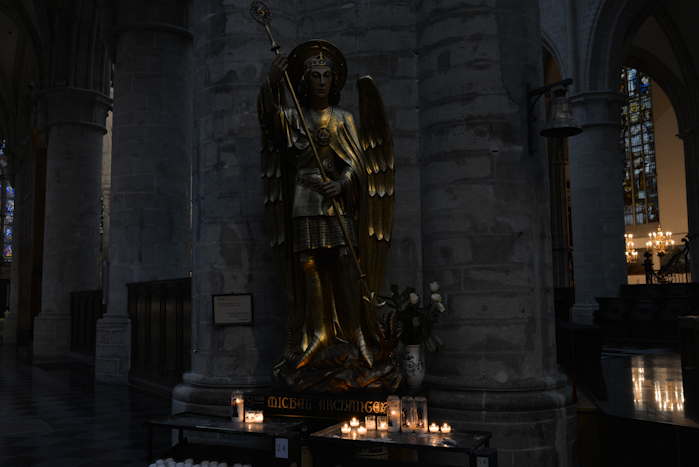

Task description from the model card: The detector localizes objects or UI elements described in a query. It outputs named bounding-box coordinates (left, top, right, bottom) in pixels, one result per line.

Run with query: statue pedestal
left=274, top=341, right=401, bottom=393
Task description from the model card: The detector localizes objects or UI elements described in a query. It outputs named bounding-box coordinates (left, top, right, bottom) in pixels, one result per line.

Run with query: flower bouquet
left=383, top=281, right=446, bottom=352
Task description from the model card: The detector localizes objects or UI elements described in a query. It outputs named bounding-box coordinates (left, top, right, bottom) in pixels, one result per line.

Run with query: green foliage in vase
left=382, top=281, right=446, bottom=351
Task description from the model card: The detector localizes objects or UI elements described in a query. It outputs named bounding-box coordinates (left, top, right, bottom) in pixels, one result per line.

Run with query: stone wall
left=177, top=0, right=299, bottom=404
left=297, top=0, right=422, bottom=290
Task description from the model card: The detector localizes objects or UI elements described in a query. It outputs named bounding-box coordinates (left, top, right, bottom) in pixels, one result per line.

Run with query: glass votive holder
left=414, top=396, right=428, bottom=432
left=231, top=391, right=244, bottom=422
left=349, top=416, right=360, bottom=427
left=377, top=416, right=388, bottom=431
left=357, top=425, right=367, bottom=435
left=244, top=410, right=256, bottom=423
left=387, top=395, right=401, bottom=432
left=429, top=422, right=440, bottom=433
left=365, top=415, right=376, bottom=430
left=254, top=411, right=264, bottom=423
left=341, top=423, right=351, bottom=434
left=400, top=396, right=416, bottom=432
left=440, top=423, right=452, bottom=433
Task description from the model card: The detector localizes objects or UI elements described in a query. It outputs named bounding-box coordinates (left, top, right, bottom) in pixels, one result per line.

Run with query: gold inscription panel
left=266, top=395, right=388, bottom=416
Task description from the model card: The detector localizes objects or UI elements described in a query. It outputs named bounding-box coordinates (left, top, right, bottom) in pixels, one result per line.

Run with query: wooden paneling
left=70, top=290, right=105, bottom=355
left=595, top=284, right=699, bottom=344
left=128, top=278, right=191, bottom=390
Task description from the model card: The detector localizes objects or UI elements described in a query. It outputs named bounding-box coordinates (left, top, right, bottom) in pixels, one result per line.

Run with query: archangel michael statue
left=257, top=40, right=399, bottom=392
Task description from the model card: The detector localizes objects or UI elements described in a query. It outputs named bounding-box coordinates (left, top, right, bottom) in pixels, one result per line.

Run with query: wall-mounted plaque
left=212, top=293, right=253, bottom=326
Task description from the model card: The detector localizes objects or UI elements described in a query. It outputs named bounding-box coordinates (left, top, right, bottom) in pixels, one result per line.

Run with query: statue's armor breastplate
left=292, top=108, right=345, bottom=218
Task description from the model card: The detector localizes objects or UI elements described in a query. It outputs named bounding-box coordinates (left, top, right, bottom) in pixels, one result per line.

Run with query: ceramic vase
left=402, top=344, right=425, bottom=390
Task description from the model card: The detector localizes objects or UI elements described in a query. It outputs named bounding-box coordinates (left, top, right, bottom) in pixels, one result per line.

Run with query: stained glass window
left=0, top=140, right=13, bottom=261
left=621, top=68, right=659, bottom=226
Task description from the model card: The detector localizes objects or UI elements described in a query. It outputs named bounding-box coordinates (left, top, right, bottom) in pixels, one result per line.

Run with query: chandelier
left=646, top=226, right=675, bottom=255
left=624, top=233, right=638, bottom=263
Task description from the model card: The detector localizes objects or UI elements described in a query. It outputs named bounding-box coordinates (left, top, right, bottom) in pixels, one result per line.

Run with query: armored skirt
left=292, top=215, right=357, bottom=253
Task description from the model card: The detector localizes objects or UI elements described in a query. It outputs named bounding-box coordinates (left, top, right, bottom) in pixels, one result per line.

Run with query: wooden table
left=310, top=424, right=492, bottom=466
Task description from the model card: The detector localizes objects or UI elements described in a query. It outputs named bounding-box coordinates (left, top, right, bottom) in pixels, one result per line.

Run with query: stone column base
left=2, top=311, right=17, bottom=345
left=33, top=313, right=71, bottom=362
left=571, top=303, right=598, bottom=326
left=172, top=372, right=270, bottom=416
left=95, top=315, right=131, bottom=384
left=428, top=379, right=575, bottom=467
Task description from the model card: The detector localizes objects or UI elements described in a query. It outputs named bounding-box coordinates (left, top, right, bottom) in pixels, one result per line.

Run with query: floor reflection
left=600, top=350, right=699, bottom=428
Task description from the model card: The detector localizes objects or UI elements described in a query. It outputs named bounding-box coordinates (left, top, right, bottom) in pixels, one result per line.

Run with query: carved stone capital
left=570, top=90, right=625, bottom=129
left=38, top=87, right=112, bottom=133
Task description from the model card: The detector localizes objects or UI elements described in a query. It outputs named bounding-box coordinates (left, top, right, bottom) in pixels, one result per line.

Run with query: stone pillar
left=680, top=127, right=699, bottom=280
left=33, top=88, right=110, bottom=362
left=95, top=1, right=193, bottom=383
left=568, top=91, right=627, bottom=324
left=173, top=1, right=296, bottom=415
left=419, top=1, right=574, bottom=466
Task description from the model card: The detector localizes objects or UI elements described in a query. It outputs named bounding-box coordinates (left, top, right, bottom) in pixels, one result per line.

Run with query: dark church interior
left=2, top=1, right=699, bottom=466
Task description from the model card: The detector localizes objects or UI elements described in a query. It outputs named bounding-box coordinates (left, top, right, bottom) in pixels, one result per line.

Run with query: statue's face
left=308, top=65, right=333, bottom=99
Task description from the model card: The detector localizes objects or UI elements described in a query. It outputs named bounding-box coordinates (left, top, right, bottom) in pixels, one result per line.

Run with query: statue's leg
left=296, top=252, right=326, bottom=369
left=316, top=251, right=343, bottom=342
left=332, top=247, right=373, bottom=367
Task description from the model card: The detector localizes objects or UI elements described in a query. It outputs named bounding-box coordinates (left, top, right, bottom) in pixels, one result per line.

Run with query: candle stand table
left=310, top=423, right=493, bottom=466
left=145, top=412, right=307, bottom=465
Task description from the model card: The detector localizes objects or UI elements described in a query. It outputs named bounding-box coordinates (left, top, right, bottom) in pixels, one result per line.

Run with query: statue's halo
left=287, top=39, right=348, bottom=92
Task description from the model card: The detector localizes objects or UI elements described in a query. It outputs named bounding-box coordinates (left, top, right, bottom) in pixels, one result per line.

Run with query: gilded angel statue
left=257, top=40, right=398, bottom=391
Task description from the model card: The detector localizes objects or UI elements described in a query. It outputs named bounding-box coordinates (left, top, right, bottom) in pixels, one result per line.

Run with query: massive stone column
left=173, top=1, right=296, bottom=415
left=419, top=1, right=574, bottom=466
left=568, top=91, right=626, bottom=324
left=96, top=0, right=193, bottom=383
left=33, top=88, right=110, bottom=362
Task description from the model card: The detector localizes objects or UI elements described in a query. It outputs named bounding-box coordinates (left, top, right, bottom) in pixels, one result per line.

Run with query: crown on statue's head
left=304, top=50, right=334, bottom=71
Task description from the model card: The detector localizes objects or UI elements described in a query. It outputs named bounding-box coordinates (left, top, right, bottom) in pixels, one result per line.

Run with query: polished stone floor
left=598, top=347, right=699, bottom=428
left=0, top=346, right=171, bottom=467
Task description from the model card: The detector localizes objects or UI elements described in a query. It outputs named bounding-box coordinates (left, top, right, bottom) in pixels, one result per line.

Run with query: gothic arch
left=542, top=30, right=567, bottom=80
left=584, top=0, right=657, bottom=91
left=625, top=46, right=689, bottom=134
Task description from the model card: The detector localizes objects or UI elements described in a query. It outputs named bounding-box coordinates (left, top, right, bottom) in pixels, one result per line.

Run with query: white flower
left=435, top=302, right=446, bottom=313
left=429, top=281, right=440, bottom=292
left=409, top=292, right=419, bottom=305
left=430, top=293, right=442, bottom=303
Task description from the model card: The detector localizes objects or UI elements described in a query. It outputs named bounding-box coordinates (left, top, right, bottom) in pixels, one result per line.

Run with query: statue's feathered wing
left=356, top=76, right=395, bottom=307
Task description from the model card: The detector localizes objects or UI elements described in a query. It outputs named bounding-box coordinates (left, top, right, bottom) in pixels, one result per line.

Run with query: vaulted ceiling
left=626, top=1, right=699, bottom=128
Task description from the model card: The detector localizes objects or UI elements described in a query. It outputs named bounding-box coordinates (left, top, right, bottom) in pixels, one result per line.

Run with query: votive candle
left=365, top=415, right=376, bottom=430
left=377, top=416, right=388, bottom=431
left=429, top=422, right=440, bottom=433
left=254, top=411, right=264, bottom=423
left=357, top=425, right=367, bottom=435
left=349, top=417, right=360, bottom=427
left=231, top=391, right=244, bottom=422
left=387, top=395, right=400, bottom=432
left=340, top=423, right=351, bottom=434
left=440, top=423, right=452, bottom=433
left=414, top=396, right=428, bottom=432
left=244, top=410, right=256, bottom=423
